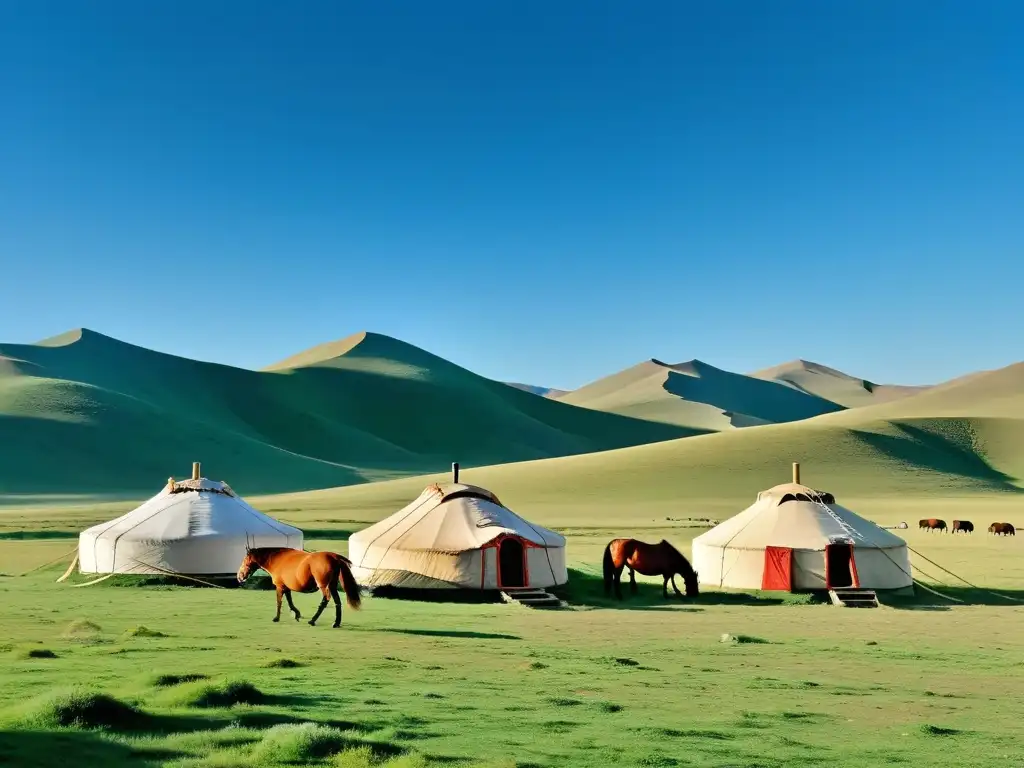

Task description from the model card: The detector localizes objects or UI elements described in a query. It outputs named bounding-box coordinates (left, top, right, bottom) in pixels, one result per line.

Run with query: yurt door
left=761, top=546, right=793, bottom=590
left=497, top=537, right=527, bottom=588
left=824, top=543, right=859, bottom=589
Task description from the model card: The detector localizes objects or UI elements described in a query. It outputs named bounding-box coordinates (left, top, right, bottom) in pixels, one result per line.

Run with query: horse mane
left=660, top=539, right=696, bottom=577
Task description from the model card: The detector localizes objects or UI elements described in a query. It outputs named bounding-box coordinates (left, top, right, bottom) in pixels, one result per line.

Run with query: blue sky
left=2, top=1, right=1021, bottom=389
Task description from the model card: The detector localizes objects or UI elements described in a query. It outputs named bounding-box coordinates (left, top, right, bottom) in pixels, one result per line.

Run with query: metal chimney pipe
left=192, top=462, right=201, bottom=481
left=792, top=462, right=800, bottom=485
left=452, top=462, right=460, bottom=483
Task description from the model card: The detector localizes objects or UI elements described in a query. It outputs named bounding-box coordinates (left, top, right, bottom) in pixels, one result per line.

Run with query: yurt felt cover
left=78, top=477, right=303, bottom=575
left=348, top=483, right=567, bottom=589
left=692, top=482, right=911, bottom=591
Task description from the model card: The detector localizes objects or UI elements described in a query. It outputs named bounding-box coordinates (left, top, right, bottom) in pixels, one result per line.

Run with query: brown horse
left=237, top=547, right=361, bottom=628
left=603, top=538, right=699, bottom=600
left=951, top=520, right=974, bottom=534
left=919, top=518, right=947, bottom=533
left=989, top=522, right=1016, bottom=536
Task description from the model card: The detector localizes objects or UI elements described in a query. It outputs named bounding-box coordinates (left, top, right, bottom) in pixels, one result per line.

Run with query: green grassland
left=2, top=490, right=1023, bottom=768
left=0, top=330, right=686, bottom=498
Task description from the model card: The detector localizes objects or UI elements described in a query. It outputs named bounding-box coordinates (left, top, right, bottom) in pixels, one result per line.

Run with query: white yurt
left=78, top=463, right=303, bottom=576
left=691, top=464, right=912, bottom=592
left=348, top=467, right=567, bottom=590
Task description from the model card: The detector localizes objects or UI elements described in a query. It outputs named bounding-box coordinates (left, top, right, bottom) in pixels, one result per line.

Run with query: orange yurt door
left=761, top=546, right=793, bottom=590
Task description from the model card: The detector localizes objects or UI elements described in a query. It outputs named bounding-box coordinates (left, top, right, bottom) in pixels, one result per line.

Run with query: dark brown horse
left=951, top=520, right=974, bottom=534
left=237, top=547, right=361, bottom=628
left=919, top=518, right=947, bottom=533
left=603, top=538, right=699, bottom=600
left=989, top=522, right=1016, bottom=536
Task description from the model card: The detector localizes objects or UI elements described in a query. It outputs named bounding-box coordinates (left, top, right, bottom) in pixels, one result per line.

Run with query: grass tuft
left=920, top=724, right=964, bottom=736
left=171, top=680, right=265, bottom=708
left=19, top=688, right=145, bottom=730
left=61, top=619, right=102, bottom=641
left=264, top=657, right=305, bottom=669
left=150, top=672, right=210, bottom=687
left=720, top=633, right=770, bottom=644
left=17, top=647, right=59, bottom=659
left=124, top=625, right=168, bottom=638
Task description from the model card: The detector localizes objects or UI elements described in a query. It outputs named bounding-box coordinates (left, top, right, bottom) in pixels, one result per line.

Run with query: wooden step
left=829, top=588, right=879, bottom=608
left=501, top=588, right=565, bottom=608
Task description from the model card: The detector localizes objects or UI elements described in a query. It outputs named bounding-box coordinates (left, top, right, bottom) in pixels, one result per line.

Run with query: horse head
left=237, top=535, right=260, bottom=584
left=683, top=568, right=700, bottom=597
left=668, top=543, right=699, bottom=597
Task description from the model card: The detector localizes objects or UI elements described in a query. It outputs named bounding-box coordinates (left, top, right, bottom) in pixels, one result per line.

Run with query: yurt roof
left=693, top=483, right=906, bottom=552
left=349, top=482, right=564, bottom=555
left=81, top=472, right=301, bottom=543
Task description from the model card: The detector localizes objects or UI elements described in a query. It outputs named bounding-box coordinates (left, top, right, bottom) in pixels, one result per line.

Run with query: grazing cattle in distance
left=989, top=522, right=1016, bottom=536
left=919, top=518, right=948, bottom=533
left=952, top=520, right=974, bottom=534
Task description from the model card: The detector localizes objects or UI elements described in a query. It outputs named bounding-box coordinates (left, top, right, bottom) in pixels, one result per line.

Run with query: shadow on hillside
left=880, top=584, right=1024, bottom=610
left=554, top=569, right=822, bottom=610
left=854, top=422, right=1023, bottom=490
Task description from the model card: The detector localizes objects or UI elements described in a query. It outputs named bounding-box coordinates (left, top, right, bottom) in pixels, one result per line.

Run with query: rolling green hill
left=750, top=359, right=929, bottom=408
left=0, top=329, right=687, bottom=497
left=275, top=360, right=1023, bottom=523
left=558, top=357, right=845, bottom=430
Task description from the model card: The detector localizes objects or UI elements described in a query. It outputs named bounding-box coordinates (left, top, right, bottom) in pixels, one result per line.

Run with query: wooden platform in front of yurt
left=500, top=587, right=564, bottom=608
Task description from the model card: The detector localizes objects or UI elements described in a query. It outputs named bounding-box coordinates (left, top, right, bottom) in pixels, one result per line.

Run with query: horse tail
left=335, top=557, right=362, bottom=610
left=602, top=541, right=615, bottom=596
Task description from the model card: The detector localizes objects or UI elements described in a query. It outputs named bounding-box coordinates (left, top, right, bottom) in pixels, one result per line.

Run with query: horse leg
left=671, top=574, right=684, bottom=598
left=614, top=566, right=624, bottom=600
left=662, top=576, right=670, bottom=599
left=330, top=583, right=342, bottom=628
left=273, top=584, right=284, bottom=622
left=629, top=567, right=638, bottom=595
left=308, top=585, right=331, bottom=627
left=284, top=588, right=301, bottom=621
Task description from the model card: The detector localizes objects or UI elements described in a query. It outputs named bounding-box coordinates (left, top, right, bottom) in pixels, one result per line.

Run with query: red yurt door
left=761, top=546, right=793, bottom=590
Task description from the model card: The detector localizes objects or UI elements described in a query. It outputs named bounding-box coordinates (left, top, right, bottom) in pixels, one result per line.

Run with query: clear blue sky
left=2, top=1, right=1021, bottom=389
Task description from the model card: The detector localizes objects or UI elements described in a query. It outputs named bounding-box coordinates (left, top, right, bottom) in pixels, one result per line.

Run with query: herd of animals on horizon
left=918, top=518, right=1016, bottom=535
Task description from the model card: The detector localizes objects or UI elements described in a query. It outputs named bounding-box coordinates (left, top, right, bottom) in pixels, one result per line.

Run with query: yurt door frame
left=487, top=534, right=530, bottom=589
left=824, top=542, right=860, bottom=589
left=761, top=546, right=793, bottom=591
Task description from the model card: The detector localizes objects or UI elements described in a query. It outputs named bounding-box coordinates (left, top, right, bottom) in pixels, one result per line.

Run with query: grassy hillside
left=0, top=329, right=686, bottom=498
left=558, top=358, right=844, bottom=430
left=751, top=359, right=929, bottom=408
left=264, top=360, right=1023, bottom=528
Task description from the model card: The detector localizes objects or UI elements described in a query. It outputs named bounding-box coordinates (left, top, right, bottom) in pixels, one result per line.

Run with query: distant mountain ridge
left=750, top=359, right=929, bottom=408
left=3, top=326, right=1017, bottom=499
left=0, top=328, right=687, bottom=497
left=559, top=357, right=846, bottom=431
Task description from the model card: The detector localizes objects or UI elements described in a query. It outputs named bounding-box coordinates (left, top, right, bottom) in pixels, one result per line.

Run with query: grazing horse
left=989, top=522, right=1016, bottom=536
left=951, top=520, right=974, bottom=534
left=919, top=518, right=947, bottom=533
left=237, top=547, right=361, bottom=628
left=603, top=538, right=699, bottom=600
